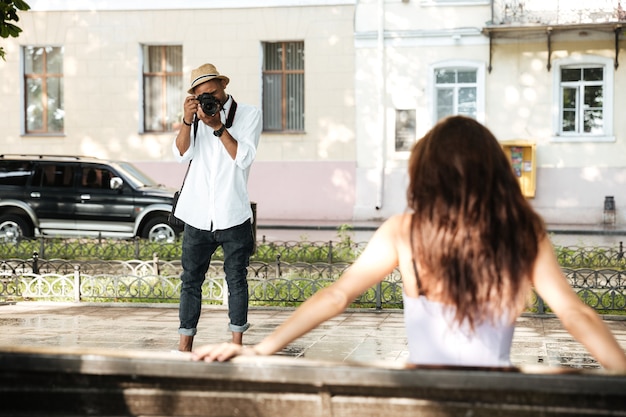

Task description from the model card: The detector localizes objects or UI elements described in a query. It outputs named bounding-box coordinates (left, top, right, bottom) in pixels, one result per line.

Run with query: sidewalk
left=256, top=220, right=626, bottom=246
left=1, top=302, right=624, bottom=370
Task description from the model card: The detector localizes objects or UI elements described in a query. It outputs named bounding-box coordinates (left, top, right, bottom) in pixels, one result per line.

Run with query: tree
left=0, top=0, right=31, bottom=61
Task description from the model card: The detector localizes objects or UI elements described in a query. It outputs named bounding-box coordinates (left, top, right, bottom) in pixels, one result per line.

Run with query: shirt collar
left=222, top=95, right=232, bottom=114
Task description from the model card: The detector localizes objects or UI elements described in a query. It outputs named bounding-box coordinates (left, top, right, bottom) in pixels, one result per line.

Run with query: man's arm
left=175, top=96, right=199, bottom=156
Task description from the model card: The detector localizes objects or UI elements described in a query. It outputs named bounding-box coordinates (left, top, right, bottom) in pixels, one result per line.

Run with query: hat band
left=191, top=73, right=219, bottom=86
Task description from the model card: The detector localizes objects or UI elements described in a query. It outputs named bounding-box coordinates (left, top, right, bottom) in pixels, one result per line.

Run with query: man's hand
left=183, top=96, right=198, bottom=125
left=196, top=104, right=222, bottom=130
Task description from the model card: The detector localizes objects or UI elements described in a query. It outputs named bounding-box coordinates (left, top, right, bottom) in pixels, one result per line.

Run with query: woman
left=193, top=116, right=626, bottom=370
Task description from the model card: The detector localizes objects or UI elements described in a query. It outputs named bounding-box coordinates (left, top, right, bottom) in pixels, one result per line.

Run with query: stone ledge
left=0, top=346, right=624, bottom=417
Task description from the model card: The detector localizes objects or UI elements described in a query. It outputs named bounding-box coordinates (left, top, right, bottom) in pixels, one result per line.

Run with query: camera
left=196, top=93, right=220, bottom=116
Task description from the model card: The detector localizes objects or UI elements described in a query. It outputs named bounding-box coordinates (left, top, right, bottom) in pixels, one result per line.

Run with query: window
left=32, top=164, right=74, bottom=188
left=434, top=67, right=478, bottom=121
left=142, top=45, right=183, bottom=132
left=23, top=46, right=64, bottom=134
left=80, top=166, right=114, bottom=190
left=262, top=41, right=304, bottom=132
left=0, top=161, right=32, bottom=187
left=553, top=56, right=614, bottom=142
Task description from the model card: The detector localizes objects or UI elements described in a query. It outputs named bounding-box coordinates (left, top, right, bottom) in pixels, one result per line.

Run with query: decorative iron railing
left=2, top=237, right=624, bottom=267
left=0, top=257, right=623, bottom=313
left=556, top=243, right=626, bottom=268
left=490, top=0, right=625, bottom=26
left=0, top=237, right=368, bottom=263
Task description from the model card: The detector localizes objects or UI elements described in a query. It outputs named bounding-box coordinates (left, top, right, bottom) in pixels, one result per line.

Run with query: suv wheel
left=0, top=214, right=34, bottom=242
left=141, top=216, right=177, bottom=243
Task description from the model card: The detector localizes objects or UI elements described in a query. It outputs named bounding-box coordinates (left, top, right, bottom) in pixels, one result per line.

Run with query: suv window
left=0, top=161, right=32, bottom=186
left=80, top=166, right=114, bottom=190
left=32, top=164, right=75, bottom=188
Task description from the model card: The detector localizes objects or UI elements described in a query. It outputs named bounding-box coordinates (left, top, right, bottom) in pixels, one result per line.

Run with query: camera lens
left=197, top=93, right=219, bottom=115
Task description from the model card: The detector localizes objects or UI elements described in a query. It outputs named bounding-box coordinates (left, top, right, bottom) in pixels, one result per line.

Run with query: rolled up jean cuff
left=178, top=327, right=197, bottom=337
left=229, top=322, right=250, bottom=333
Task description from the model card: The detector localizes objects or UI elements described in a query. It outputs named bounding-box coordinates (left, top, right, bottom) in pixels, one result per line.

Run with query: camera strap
left=224, top=97, right=238, bottom=128
left=181, top=115, right=199, bottom=191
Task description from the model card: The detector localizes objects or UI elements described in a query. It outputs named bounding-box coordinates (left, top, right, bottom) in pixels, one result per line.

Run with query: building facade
left=353, top=0, right=625, bottom=226
left=1, top=0, right=625, bottom=226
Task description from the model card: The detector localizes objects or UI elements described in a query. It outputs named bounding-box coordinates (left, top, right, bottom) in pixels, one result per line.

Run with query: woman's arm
left=531, top=236, right=626, bottom=372
left=192, top=215, right=403, bottom=362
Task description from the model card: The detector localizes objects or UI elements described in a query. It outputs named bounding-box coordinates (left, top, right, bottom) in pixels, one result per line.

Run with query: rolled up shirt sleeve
left=233, top=105, right=262, bottom=170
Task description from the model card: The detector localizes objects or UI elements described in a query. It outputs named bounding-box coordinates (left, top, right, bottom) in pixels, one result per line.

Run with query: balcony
left=489, top=0, right=626, bottom=26
left=483, top=0, right=625, bottom=71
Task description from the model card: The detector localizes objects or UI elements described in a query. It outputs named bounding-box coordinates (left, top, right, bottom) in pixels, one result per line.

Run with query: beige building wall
left=353, top=0, right=626, bottom=226
left=483, top=38, right=626, bottom=224
left=2, top=0, right=624, bottom=225
left=0, top=1, right=357, bottom=221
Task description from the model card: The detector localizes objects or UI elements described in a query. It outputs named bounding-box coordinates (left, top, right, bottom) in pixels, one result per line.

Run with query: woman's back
left=388, top=212, right=517, bottom=367
left=403, top=293, right=514, bottom=366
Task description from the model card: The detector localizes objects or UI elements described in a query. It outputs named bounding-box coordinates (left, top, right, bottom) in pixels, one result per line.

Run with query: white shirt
left=403, top=292, right=514, bottom=367
left=171, top=96, right=262, bottom=231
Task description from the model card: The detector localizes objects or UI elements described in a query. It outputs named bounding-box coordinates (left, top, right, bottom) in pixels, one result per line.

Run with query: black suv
left=0, top=155, right=179, bottom=243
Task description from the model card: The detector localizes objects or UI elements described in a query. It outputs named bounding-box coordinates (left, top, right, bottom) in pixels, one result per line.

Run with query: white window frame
left=21, top=45, right=65, bottom=135
left=551, top=55, right=614, bottom=143
left=430, top=60, right=485, bottom=125
left=261, top=40, right=305, bottom=133
left=139, top=44, right=183, bottom=134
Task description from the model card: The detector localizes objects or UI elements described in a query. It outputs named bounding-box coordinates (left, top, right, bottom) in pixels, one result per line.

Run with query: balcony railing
left=490, top=0, right=626, bottom=26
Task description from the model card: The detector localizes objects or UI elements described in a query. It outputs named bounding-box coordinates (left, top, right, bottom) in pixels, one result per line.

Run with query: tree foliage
left=0, top=0, right=30, bottom=60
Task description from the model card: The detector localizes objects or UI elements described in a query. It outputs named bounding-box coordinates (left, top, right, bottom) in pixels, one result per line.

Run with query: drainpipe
left=375, top=0, right=387, bottom=210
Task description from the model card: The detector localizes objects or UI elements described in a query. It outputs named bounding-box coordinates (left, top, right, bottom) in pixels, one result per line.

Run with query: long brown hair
left=407, top=116, right=545, bottom=329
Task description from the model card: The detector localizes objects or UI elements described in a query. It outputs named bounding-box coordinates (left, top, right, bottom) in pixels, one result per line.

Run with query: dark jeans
left=178, top=219, right=254, bottom=337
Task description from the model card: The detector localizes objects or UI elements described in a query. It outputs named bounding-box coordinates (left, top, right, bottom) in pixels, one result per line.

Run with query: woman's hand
left=192, top=342, right=258, bottom=362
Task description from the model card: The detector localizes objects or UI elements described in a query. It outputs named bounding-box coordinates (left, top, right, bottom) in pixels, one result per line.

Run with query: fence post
left=39, top=238, right=45, bottom=259
left=32, top=252, right=39, bottom=274
left=73, top=265, right=81, bottom=303
left=328, top=241, right=333, bottom=263
left=134, top=237, right=140, bottom=259
left=276, top=254, right=282, bottom=278
left=375, top=282, right=382, bottom=310
left=153, top=252, right=160, bottom=276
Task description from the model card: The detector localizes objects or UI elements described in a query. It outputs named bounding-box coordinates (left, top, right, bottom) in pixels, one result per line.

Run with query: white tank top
left=402, top=292, right=514, bottom=367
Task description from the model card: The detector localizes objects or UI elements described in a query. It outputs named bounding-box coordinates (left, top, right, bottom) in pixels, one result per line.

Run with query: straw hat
left=187, top=63, right=230, bottom=94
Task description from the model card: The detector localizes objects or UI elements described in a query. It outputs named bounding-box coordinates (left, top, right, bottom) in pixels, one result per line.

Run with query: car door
left=28, top=162, right=77, bottom=233
left=74, top=164, right=136, bottom=234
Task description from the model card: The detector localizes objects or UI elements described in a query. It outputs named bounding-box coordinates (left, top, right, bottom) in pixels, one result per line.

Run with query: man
left=172, top=63, right=262, bottom=351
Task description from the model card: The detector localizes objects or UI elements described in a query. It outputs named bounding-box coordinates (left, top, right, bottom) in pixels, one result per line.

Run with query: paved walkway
left=1, top=302, right=624, bottom=370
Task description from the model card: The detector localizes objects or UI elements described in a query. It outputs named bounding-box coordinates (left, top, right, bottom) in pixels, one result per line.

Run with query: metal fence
left=2, top=236, right=624, bottom=267
left=0, top=237, right=368, bottom=263
left=0, top=256, right=624, bottom=313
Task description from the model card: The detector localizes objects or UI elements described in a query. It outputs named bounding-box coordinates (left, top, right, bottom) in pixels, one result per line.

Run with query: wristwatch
left=213, top=124, right=226, bottom=137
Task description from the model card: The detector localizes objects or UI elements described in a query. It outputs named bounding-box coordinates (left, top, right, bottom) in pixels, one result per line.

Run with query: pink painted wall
left=135, top=161, right=356, bottom=222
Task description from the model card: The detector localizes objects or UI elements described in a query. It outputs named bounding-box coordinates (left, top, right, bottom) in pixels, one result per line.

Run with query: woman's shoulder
left=379, top=213, right=412, bottom=233
left=370, top=213, right=413, bottom=252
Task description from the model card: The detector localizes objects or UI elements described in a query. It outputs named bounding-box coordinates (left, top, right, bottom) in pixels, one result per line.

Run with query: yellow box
left=501, top=140, right=536, bottom=198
